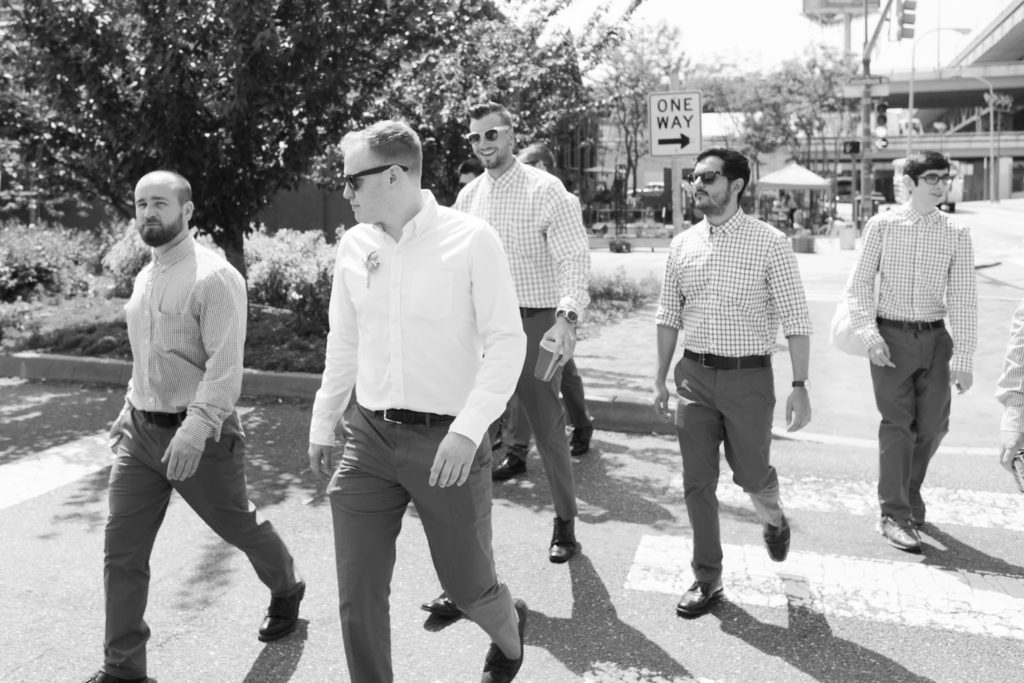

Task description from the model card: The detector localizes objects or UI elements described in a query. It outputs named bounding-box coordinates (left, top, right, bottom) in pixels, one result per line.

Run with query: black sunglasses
left=343, top=164, right=408, bottom=191
left=464, top=125, right=511, bottom=145
left=685, top=170, right=728, bottom=185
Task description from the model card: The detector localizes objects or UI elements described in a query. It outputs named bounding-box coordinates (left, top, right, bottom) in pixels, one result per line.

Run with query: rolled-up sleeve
left=846, top=220, right=884, bottom=349
left=544, top=188, right=591, bottom=316
left=766, top=235, right=812, bottom=337
left=947, top=226, right=977, bottom=373
left=656, top=237, right=685, bottom=329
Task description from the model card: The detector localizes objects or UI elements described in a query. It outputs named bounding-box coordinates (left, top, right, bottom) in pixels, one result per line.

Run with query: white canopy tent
left=757, top=163, right=830, bottom=191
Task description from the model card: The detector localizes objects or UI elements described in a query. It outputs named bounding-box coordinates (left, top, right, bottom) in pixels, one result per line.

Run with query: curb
left=0, top=352, right=673, bottom=435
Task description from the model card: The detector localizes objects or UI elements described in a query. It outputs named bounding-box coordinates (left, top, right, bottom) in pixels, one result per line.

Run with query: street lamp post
left=906, top=27, right=971, bottom=156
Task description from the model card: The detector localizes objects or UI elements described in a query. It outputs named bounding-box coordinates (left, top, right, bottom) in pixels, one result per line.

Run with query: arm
left=307, top=238, right=360, bottom=482
left=784, top=334, right=812, bottom=432
left=846, top=220, right=885, bottom=350
left=654, top=325, right=680, bottom=422
left=765, top=236, right=813, bottom=431
left=996, top=298, right=1024, bottom=471
left=163, top=267, right=247, bottom=480
left=654, top=240, right=685, bottom=421
left=431, top=226, right=527, bottom=487
left=544, top=187, right=591, bottom=329
left=947, top=225, right=978, bottom=392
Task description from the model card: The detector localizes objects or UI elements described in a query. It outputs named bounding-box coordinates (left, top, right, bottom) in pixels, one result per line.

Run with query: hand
left=868, top=342, right=895, bottom=368
left=951, top=370, right=973, bottom=394
left=308, top=443, right=337, bottom=484
left=108, top=414, right=124, bottom=454
left=429, top=432, right=478, bottom=487
left=653, top=380, right=672, bottom=422
left=161, top=438, right=204, bottom=481
left=544, top=317, right=576, bottom=366
left=997, top=430, right=1024, bottom=472
left=785, top=389, right=812, bottom=432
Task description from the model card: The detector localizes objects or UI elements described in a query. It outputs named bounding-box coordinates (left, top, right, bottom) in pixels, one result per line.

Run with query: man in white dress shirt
left=307, top=121, right=527, bottom=683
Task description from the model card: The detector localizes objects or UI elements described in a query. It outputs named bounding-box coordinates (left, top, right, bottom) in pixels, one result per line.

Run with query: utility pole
left=857, top=0, right=896, bottom=232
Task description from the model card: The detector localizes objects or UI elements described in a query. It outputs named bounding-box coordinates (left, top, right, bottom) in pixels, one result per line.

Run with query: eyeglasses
left=464, top=126, right=511, bottom=145
left=685, top=170, right=727, bottom=185
left=342, top=164, right=408, bottom=191
left=918, top=173, right=953, bottom=185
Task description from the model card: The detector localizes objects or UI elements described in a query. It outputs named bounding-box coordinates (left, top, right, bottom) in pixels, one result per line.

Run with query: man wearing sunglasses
left=654, top=147, right=813, bottom=619
left=307, top=120, right=528, bottom=683
left=453, top=101, right=591, bottom=566
left=843, top=149, right=976, bottom=554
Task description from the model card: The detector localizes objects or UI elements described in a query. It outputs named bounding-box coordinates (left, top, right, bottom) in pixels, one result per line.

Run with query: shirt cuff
left=1001, top=406, right=1024, bottom=433
left=951, top=354, right=973, bottom=374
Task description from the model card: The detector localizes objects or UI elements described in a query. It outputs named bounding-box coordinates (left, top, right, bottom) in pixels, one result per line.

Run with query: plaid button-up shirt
left=454, top=160, right=590, bottom=315
left=656, top=210, right=812, bottom=356
left=997, top=299, right=1024, bottom=431
left=845, top=205, right=977, bottom=373
left=124, top=234, right=246, bottom=451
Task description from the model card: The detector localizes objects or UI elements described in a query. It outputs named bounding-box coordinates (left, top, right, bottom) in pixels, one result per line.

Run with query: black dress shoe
left=492, top=454, right=527, bottom=481
left=763, top=514, right=791, bottom=562
left=258, top=580, right=305, bottom=642
left=420, top=591, right=461, bottom=619
left=84, top=671, right=147, bottom=683
left=548, top=516, right=580, bottom=563
left=878, top=515, right=922, bottom=553
left=481, top=598, right=527, bottom=682
left=675, top=581, right=723, bottom=618
left=570, top=424, right=594, bottom=456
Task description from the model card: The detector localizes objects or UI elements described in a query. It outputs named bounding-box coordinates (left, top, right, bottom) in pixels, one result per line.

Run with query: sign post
left=649, top=90, right=701, bottom=235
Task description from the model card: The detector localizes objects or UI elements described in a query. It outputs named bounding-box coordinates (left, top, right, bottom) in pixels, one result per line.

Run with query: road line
left=668, top=474, right=1024, bottom=531
left=625, top=535, right=1024, bottom=640
left=0, top=433, right=110, bottom=511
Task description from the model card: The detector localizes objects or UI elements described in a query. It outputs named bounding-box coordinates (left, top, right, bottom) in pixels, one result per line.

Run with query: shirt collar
left=901, top=203, right=939, bottom=222
left=154, top=232, right=195, bottom=267
left=485, top=158, right=525, bottom=189
left=398, top=190, right=441, bottom=239
left=703, top=208, right=746, bottom=237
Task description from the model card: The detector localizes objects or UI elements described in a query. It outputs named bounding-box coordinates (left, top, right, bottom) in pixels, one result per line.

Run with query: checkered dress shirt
left=997, top=299, right=1024, bottom=431
left=656, top=210, right=812, bottom=355
left=125, top=234, right=246, bottom=451
left=845, top=205, right=977, bottom=373
left=454, top=160, right=590, bottom=315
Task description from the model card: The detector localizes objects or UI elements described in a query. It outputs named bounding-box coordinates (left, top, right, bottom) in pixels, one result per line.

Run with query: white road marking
left=626, top=535, right=1024, bottom=640
left=670, top=475, right=1024, bottom=531
left=0, top=433, right=110, bottom=511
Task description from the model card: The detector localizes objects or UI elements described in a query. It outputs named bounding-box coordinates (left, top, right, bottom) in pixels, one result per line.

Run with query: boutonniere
left=365, top=251, right=380, bottom=288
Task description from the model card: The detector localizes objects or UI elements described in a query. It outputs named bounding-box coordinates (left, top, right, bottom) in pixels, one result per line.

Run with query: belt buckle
left=382, top=409, right=402, bottom=424
left=699, top=354, right=714, bottom=368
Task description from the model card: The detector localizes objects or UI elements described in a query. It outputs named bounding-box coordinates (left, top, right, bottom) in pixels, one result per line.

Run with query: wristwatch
left=792, top=379, right=809, bottom=389
left=556, top=309, right=579, bottom=325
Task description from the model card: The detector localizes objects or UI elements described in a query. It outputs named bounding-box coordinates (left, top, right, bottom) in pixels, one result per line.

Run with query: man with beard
left=87, top=171, right=304, bottom=683
left=453, top=102, right=590, bottom=564
left=653, top=148, right=812, bottom=619
left=844, top=150, right=976, bottom=553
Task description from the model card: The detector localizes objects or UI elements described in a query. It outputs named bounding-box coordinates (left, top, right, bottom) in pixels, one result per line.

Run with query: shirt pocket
left=154, top=311, right=200, bottom=355
left=409, top=269, right=454, bottom=320
left=717, top=256, right=765, bottom=306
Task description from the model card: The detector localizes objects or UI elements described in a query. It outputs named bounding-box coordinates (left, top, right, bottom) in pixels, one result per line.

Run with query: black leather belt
left=368, top=407, right=455, bottom=426
left=519, top=307, right=554, bottom=318
left=683, top=349, right=772, bottom=370
left=877, top=317, right=944, bottom=332
left=135, top=407, right=188, bottom=428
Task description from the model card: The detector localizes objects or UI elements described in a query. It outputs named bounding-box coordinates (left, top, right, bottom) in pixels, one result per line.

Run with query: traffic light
left=873, top=102, right=889, bottom=149
left=842, top=140, right=861, bottom=155
left=897, top=0, right=916, bottom=40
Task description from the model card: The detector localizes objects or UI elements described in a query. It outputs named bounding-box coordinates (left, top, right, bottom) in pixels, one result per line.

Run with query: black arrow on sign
left=658, top=133, right=690, bottom=148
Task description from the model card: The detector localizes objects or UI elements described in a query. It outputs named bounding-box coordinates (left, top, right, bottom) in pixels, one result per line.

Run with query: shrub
left=246, top=227, right=335, bottom=334
left=0, top=222, right=96, bottom=302
left=588, top=267, right=660, bottom=307
left=101, top=223, right=151, bottom=298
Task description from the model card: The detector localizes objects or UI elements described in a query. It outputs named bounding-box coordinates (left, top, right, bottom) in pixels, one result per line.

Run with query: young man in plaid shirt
left=844, top=150, right=977, bottom=553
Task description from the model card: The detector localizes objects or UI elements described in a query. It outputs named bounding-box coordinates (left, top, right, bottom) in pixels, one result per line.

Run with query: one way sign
left=648, top=91, right=702, bottom=158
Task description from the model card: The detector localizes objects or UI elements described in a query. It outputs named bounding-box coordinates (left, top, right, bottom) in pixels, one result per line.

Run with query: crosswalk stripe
left=625, top=535, right=1024, bottom=640
left=670, top=475, right=1024, bottom=532
left=0, top=433, right=110, bottom=511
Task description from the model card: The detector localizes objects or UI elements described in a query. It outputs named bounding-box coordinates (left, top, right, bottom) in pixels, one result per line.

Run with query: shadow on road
left=242, top=619, right=309, bottom=682
left=921, top=523, right=1024, bottom=577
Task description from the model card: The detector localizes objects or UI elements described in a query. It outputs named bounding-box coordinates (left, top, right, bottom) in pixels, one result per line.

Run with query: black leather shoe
left=481, top=598, right=527, bottom=682
left=84, top=672, right=147, bottom=683
left=549, top=516, right=580, bottom=563
left=879, top=515, right=922, bottom=553
left=258, top=581, right=305, bottom=642
left=421, top=591, right=461, bottom=619
left=763, top=514, right=791, bottom=562
left=492, top=454, right=527, bottom=481
left=570, top=424, right=594, bottom=456
left=675, top=581, right=723, bottom=618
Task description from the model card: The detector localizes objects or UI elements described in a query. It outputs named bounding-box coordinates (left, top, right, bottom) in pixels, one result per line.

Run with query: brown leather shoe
left=675, top=580, right=723, bottom=618
left=420, top=591, right=461, bottom=619
left=879, top=515, right=922, bottom=553
left=258, top=581, right=305, bottom=642
left=763, top=514, right=791, bottom=562
left=549, top=516, right=580, bottom=563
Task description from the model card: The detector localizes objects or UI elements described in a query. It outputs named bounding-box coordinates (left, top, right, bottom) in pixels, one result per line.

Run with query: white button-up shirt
left=124, top=234, right=246, bottom=451
left=309, top=191, right=526, bottom=447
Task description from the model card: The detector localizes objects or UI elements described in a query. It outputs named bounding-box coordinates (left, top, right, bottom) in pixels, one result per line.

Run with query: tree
left=2, top=0, right=485, bottom=276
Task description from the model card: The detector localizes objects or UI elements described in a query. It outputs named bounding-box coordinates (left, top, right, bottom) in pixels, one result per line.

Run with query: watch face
left=559, top=310, right=578, bottom=324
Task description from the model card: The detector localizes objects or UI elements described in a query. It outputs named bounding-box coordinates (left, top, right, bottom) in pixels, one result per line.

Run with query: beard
left=137, top=213, right=185, bottom=247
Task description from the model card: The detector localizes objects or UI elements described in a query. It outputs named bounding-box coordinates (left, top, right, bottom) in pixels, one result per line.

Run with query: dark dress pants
left=870, top=325, right=953, bottom=521
left=506, top=357, right=591, bottom=450
left=103, top=408, right=298, bottom=679
left=674, top=357, right=783, bottom=584
left=328, top=405, right=517, bottom=683
left=515, top=309, right=579, bottom=520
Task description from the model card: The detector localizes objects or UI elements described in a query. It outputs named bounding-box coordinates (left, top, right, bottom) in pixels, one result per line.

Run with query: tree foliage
left=2, top=0, right=487, bottom=275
